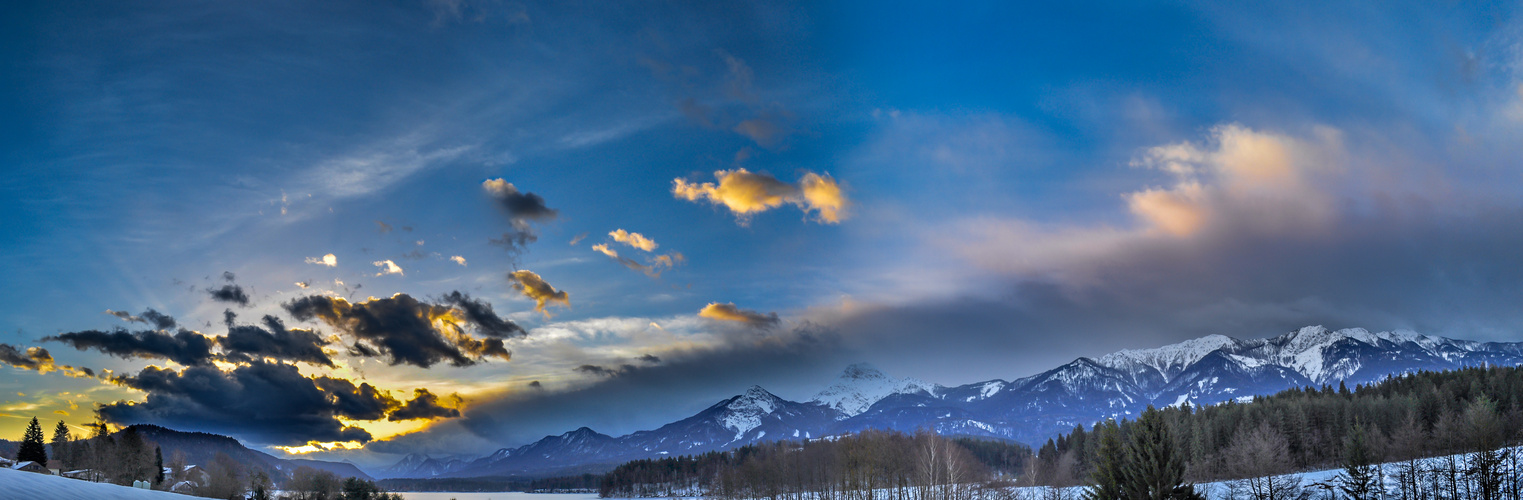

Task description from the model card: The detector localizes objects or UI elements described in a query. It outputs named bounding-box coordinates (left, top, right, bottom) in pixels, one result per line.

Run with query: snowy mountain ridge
left=377, top=325, right=1523, bottom=480
left=809, top=363, right=941, bottom=417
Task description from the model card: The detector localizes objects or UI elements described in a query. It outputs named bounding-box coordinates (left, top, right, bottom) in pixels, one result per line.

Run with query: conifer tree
left=1083, top=420, right=1126, bottom=500
left=1337, top=422, right=1379, bottom=500
left=154, top=446, right=165, bottom=486
left=49, top=420, right=71, bottom=468
left=16, top=416, right=48, bottom=464
left=1121, top=407, right=1203, bottom=500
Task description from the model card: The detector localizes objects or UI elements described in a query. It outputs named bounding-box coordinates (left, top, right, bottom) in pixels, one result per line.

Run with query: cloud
left=609, top=229, right=658, bottom=251
left=388, top=389, right=463, bottom=421
left=222, top=271, right=236, bottom=282
left=0, top=344, right=53, bottom=372
left=450, top=256, right=467, bottom=266
left=104, top=308, right=177, bottom=330
left=569, top=232, right=589, bottom=245
left=46, top=329, right=218, bottom=367
left=483, top=179, right=558, bottom=256
left=222, top=315, right=335, bottom=367
left=593, top=243, right=685, bottom=278
left=440, top=291, right=526, bottom=338
left=672, top=168, right=848, bottom=224
left=312, top=377, right=400, bottom=421
left=101, top=361, right=378, bottom=446
left=574, top=364, right=636, bottom=378
left=0, top=344, right=96, bottom=378
left=372, top=260, right=404, bottom=276
left=637, top=354, right=661, bottom=364
left=283, top=293, right=516, bottom=368
left=307, top=253, right=338, bottom=267
left=508, top=270, right=570, bottom=317
left=208, top=284, right=251, bottom=306
left=698, top=303, right=779, bottom=327
left=296, top=281, right=311, bottom=289
left=376, top=220, right=394, bottom=233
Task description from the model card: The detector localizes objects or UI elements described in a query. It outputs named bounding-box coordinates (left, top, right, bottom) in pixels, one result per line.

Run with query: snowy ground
left=0, top=468, right=188, bottom=499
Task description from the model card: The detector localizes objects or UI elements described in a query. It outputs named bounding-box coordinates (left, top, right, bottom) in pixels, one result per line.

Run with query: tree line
left=600, top=429, right=1032, bottom=500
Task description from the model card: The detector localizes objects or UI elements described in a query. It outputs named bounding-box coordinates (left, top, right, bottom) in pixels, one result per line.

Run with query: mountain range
left=377, top=325, right=1523, bottom=479
left=131, top=425, right=373, bottom=481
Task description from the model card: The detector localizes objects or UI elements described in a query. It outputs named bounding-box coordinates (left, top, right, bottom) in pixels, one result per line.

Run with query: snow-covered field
left=0, top=468, right=189, bottom=499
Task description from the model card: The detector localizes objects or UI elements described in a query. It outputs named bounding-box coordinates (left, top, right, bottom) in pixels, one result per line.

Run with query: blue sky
left=3, top=0, right=1523, bottom=463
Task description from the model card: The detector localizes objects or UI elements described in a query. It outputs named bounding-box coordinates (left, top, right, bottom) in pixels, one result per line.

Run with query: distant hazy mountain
left=378, top=326, right=1523, bottom=479
left=129, top=425, right=371, bottom=481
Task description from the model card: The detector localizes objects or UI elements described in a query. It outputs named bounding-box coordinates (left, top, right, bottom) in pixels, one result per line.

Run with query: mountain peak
left=811, top=363, right=940, bottom=418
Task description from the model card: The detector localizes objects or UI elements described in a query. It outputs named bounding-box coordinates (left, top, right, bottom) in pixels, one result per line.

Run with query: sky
left=3, top=0, right=1523, bottom=466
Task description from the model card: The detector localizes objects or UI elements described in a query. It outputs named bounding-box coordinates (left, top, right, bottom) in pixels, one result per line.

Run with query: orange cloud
left=698, top=303, right=778, bottom=327
left=509, top=270, right=569, bottom=317
left=609, top=229, right=658, bottom=251
left=673, top=168, right=848, bottom=224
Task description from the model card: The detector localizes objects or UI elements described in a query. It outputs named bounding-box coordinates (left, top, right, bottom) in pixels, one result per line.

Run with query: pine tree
left=154, top=446, right=165, bottom=486
left=49, top=420, right=71, bottom=468
left=1121, top=407, right=1203, bottom=500
left=1337, top=422, right=1379, bottom=500
left=16, top=417, right=48, bottom=464
left=1083, top=420, right=1126, bottom=500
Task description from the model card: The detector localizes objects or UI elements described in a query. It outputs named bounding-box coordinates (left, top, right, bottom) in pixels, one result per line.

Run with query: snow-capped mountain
left=809, top=363, right=941, bottom=417
left=377, top=326, right=1523, bottom=480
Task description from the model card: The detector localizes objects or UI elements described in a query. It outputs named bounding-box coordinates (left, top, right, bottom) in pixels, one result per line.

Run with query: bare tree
left=1224, top=422, right=1303, bottom=500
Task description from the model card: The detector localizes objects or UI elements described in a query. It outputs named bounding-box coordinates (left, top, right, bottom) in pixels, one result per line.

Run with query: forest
left=602, top=365, right=1523, bottom=500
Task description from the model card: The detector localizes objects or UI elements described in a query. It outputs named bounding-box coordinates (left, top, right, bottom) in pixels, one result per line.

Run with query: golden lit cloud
left=591, top=243, right=619, bottom=258
left=672, top=168, right=849, bottom=224
left=306, top=253, right=338, bottom=267
left=373, top=260, right=404, bottom=276
left=609, top=229, right=658, bottom=251
left=509, top=270, right=570, bottom=317
left=450, top=255, right=467, bottom=266
left=1125, top=182, right=1207, bottom=237
left=698, top=302, right=779, bottom=327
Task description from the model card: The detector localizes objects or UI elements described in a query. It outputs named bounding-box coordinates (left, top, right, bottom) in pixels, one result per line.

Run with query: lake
left=398, top=492, right=601, bottom=500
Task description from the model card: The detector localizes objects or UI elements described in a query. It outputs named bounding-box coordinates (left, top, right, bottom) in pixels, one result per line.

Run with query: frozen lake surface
left=399, top=492, right=601, bottom=500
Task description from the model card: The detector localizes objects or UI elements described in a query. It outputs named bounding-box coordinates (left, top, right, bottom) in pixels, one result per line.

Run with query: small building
left=180, top=464, right=210, bottom=487
left=170, top=480, right=198, bottom=494
left=11, top=461, right=51, bottom=474
left=63, top=469, right=107, bottom=481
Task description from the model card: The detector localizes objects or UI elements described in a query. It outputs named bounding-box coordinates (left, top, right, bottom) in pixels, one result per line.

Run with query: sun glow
left=274, top=440, right=366, bottom=455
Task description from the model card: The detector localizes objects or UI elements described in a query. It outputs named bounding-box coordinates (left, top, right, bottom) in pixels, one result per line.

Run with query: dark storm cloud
left=222, top=315, right=335, bottom=367
left=208, top=284, right=251, bottom=306
left=45, top=329, right=217, bottom=366
left=141, top=309, right=177, bottom=330
left=105, top=308, right=178, bottom=330
left=638, top=354, right=661, bottom=364
left=313, top=377, right=399, bottom=421
left=0, top=343, right=54, bottom=371
left=441, top=291, right=525, bottom=338
left=283, top=293, right=515, bottom=368
left=101, top=361, right=375, bottom=446
left=388, top=389, right=462, bottom=421
left=482, top=179, right=557, bottom=256
left=222, top=271, right=236, bottom=282
left=574, top=364, right=636, bottom=377
left=0, top=343, right=96, bottom=377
